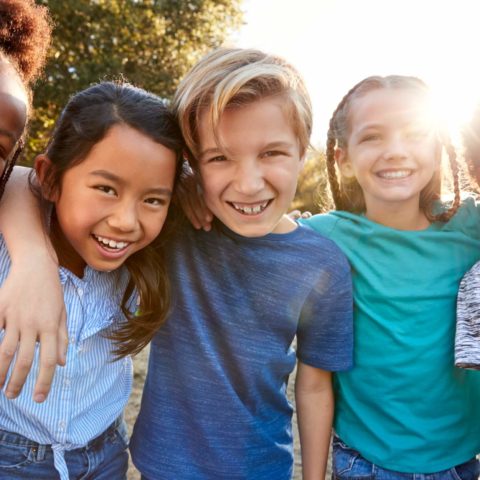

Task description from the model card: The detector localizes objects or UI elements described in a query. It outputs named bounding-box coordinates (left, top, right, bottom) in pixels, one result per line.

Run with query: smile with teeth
left=377, top=169, right=413, bottom=179
left=229, top=200, right=270, bottom=215
left=93, top=234, right=130, bottom=251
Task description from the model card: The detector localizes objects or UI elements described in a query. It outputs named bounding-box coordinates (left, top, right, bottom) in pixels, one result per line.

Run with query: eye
left=262, top=150, right=286, bottom=158
left=207, top=155, right=227, bottom=163
left=360, top=133, right=381, bottom=143
left=406, top=128, right=430, bottom=140
left=144, top=197, right=168, bottom=206
left=95, top=185, right=116, bottom=196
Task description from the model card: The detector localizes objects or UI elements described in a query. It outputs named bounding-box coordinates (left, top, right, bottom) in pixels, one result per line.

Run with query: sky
left=233, top=0, right=480, bottom=147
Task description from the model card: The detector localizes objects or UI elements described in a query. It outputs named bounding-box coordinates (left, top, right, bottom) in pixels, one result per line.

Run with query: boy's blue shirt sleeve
left=296, top=244, right=354, bottom=371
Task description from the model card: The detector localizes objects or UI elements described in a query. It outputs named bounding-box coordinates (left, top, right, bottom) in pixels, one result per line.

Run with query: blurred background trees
left=292, top=150, right=332, bottom=214
left=26, top=0, right=330, bottom=212
left=28, top=0, right=243, bottom=158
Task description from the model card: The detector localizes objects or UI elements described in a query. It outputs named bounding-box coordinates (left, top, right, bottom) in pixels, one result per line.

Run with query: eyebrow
left=0, top=128, right=17, bottom=143
left=89, top=170, right=172, bottom=196
left=199, top=141, right=296, bottom=159
left=199, top=147, right=221, bottom=159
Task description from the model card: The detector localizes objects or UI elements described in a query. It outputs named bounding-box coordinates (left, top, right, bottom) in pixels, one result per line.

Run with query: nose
left=107, top=201, right=139, bottom=233
left=383, top=133, right=409, bottom=161
left=232, top=159, right=265, bottom=196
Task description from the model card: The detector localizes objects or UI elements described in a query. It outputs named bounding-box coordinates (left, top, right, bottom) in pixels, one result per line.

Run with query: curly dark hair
left=0, top=1, right=52, bottom=199
left=0, top=0, right=52, bottom=84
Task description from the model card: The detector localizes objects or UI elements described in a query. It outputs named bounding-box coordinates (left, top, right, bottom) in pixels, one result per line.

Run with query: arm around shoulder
left=0, top=166, right=67, bottom=402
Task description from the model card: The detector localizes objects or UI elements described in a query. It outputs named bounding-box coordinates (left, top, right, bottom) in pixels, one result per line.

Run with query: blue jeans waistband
left=0, top=416, right=123, bottom=452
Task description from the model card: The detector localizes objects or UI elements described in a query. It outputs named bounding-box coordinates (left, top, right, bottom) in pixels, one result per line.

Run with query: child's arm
left=295, top=361, right=333, bottom=480
left=0, top=166, right=67, bottom=402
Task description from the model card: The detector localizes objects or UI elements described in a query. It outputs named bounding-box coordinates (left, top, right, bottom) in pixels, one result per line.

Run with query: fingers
left=0, top=328, right=18, bottom=393
left=184, top=197, right=213, bottom=231
left=33, top=332, right=60, bottom=403
left=288, top=209, right=302, bottom=220
left=288, top=209, right=313, bottom=220
left=57, top=310, right=68, bottom=366
left=3, top=331, right=36, bottom=399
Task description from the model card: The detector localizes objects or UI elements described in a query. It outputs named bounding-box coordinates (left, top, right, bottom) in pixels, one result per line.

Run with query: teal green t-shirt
left=304, top=197, right=480, bottom=473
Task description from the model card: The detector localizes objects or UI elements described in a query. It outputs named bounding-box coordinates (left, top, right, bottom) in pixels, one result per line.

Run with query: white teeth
left=231, top=201, right=269, bottom=215
left=94, top=235, right=129, bottom=250
left=378, top=170, right=412, bottom=179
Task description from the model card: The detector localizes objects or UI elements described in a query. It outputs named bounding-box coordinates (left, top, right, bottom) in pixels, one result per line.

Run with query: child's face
left=38, top=124, right=176, bottom=277
left=0, top=69, right=28, bottom=173
left=337, top=88, right=439, bottom=217
left=197, top=97, right=304, bottom=237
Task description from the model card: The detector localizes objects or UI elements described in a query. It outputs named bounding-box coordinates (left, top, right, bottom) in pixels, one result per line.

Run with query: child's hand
left=288, top=209, right=312, bottom=220
left=176, top=162, right=213, bottom=231
left=0, top=250, right=67, bottom=403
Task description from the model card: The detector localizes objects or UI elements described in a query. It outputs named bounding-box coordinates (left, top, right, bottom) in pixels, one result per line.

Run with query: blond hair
left=172, top=47, right=312, bottom=164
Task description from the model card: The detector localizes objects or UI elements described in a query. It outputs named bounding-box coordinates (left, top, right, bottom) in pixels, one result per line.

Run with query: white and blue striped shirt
left=0, top=237, right=133, bottom=480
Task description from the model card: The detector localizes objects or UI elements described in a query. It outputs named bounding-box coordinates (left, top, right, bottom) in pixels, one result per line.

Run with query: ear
left=34, top=154, right=58, bottom=202
left=335, top=147, right=355, bottom=179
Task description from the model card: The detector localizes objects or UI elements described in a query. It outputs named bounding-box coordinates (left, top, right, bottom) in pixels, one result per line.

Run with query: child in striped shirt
left=0, top=81, right=182, bottom=479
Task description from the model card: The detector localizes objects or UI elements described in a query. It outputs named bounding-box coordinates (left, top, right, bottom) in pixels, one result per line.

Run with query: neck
left=365, top=200, right=430, bottom=231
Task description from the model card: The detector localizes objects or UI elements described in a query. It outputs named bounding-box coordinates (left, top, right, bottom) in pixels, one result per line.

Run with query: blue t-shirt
left=304, top=197, right=480, bottom=473
left=130, top=221, right=353, bottom=480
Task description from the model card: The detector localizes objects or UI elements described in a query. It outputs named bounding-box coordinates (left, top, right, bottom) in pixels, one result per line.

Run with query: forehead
left=0, top=70, right=28, bottom=139
left=349, top=88, right=434, bottom=130
left=197, top=98, right=298, bottom=150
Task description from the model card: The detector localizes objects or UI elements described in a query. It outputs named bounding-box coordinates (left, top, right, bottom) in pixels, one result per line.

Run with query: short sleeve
left=300, top=212, right=340, bottom=238
left=445, top=195, right=480, bottom=240
left=296, top=252, right=354, bottom=371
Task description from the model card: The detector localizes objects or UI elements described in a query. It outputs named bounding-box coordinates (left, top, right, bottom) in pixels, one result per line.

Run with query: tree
left=26, top=0, right=243, bottom=160
left=291, top=149, right=332, bottom=214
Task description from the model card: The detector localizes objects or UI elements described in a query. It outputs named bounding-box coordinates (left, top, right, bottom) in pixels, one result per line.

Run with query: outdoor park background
left=25, top=1, right=480, bottom=478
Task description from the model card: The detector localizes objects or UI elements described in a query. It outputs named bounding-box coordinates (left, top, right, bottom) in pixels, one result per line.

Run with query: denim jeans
left=332, top=435, right=480, bottom=480
left=0, top=418, right=128, bottom=479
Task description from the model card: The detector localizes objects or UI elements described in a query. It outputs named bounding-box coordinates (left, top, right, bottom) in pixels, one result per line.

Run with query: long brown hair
left=326, top=75, right=460, bottom=222
left=31, top=81, right=184, bottom=357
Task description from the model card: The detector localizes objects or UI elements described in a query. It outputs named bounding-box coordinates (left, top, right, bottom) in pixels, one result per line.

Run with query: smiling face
left=0, top=66, right=28, bottom=173
left=197, top=97, right=304, bottom=237
left=37, top=124, right=177, bottom=277
left=337, top=88, right=440, bottom=220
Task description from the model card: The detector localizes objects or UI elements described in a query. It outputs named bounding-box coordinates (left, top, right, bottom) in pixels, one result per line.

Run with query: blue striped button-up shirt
left=0, top=238, right=133, bottom=479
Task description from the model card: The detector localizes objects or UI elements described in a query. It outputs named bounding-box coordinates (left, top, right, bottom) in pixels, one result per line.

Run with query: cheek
left=142, top=210, right=170, bottom=243
left=199, top=168, right=223, bottom=200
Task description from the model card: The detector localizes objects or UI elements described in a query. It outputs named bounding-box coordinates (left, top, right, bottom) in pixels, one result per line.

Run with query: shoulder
left=459, top=260, right=480, bottom=293
left=441, top=194, right=480, bottom=238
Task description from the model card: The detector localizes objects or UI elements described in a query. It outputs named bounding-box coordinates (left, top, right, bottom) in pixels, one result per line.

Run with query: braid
left=431, top=140, right=461, bottom=223
left=326, top=126, right=343, bottom=210
left=0, top=140, right=23, bottom=199
left=326, top=78, right=367, bottom=211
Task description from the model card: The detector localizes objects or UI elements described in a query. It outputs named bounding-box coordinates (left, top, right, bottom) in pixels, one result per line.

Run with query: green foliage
left=25, top=0, right=243, bottom=163
left=291, top=149, right=332, bottom=214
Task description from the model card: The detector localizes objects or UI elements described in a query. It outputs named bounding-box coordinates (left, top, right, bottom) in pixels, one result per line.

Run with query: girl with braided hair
left=303, top=76, right=480, bottom=478
left=0, top=0, right=51, bottom=197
